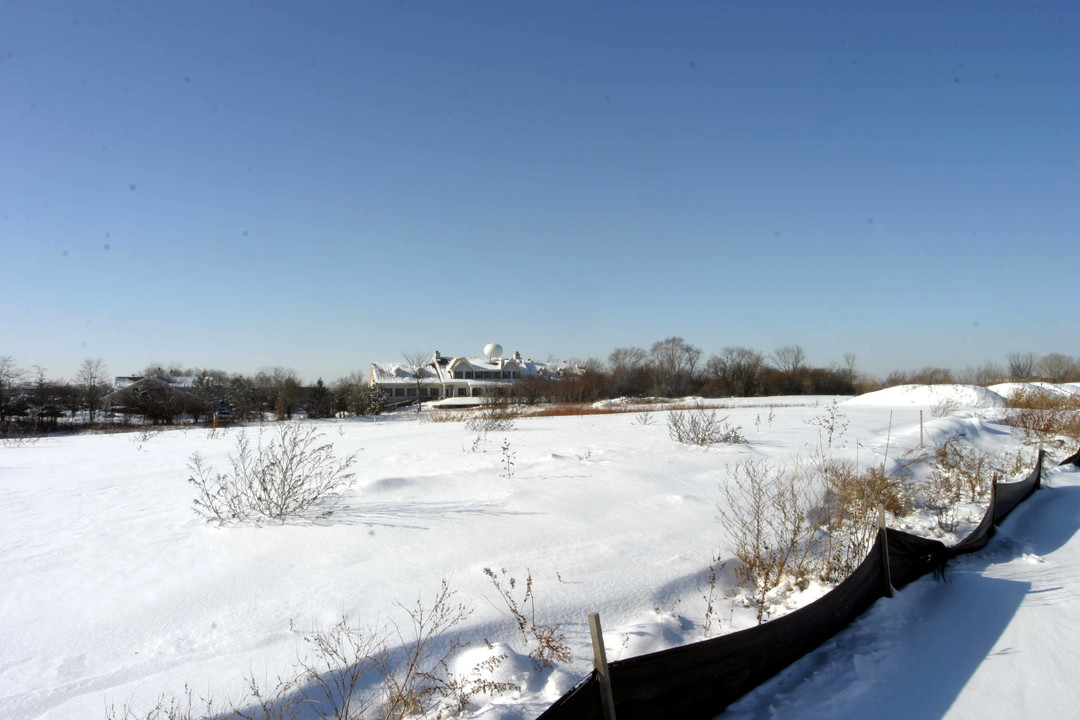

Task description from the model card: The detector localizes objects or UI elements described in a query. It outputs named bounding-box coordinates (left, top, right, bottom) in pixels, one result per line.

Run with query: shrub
left=188, top=423, right=357, bottom=525
left=668, top=404, right=746, bottom=446
left=717, top=460, right=818, bottom=622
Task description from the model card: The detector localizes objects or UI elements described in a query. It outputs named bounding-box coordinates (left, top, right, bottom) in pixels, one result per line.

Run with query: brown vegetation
left=1003, top=386, right=1080, bottom=440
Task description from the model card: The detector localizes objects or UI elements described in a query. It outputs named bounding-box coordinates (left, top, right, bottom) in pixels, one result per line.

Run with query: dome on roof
left=484, top=343, right=503, bottom=358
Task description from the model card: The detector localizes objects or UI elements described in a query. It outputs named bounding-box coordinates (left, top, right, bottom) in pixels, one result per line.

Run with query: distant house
left=369, top=348, right=583, bottom=402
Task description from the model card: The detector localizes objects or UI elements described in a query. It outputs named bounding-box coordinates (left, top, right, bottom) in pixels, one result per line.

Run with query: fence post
left=919, top=410, right=924, bottom=448
left=878, top=506, right=893, bottom=599
left=589, top=612, right=618, bottom=720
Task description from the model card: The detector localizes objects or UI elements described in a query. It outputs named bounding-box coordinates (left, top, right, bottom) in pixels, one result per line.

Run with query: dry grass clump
left=817, top=459, right=908, bottom=581
left=422, top=410, right=469, bottom=424
left=1004, top=387, right=1080, bottom=440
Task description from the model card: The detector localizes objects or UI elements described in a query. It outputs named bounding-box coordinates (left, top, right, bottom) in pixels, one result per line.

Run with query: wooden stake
left=589, top=612, right=618, bottom=720
left=920, top=410, right=924, bottom=448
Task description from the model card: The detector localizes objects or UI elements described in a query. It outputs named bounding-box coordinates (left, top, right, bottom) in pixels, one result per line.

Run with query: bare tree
left=1038, top=353, right=1080, bottom=382
left=771, top=345, right=807, bottom=374
left=1006, top=351, right=1037, bottom=381
left=608, top=346, right=649, bottom=397
left=0, top=356, right=24, bottom=422
left=77, top=358, right=108, bottom=425
left=842, top=353, right=857, bottom=385
left=957, top=361, right=1005, bottom=387
left=908, top=366, right=953, bottom=385
left=402, top=351, right=434, bottom=412
left=256, top=366, right=301, bottom=420
left=705, top=346, right=766, bottom=397
left=649, top=336, right=702, bottom=396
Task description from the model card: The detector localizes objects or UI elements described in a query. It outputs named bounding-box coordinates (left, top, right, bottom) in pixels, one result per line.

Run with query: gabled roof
left=371, top=353, right=584, bottom=384
left=369, top=361, right=441, bottom=384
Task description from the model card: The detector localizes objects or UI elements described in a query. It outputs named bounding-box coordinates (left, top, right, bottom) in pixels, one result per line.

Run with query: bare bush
left=634, top=409, right=656, bottom=426
left=380, top=579, right=515, bottom=718
left=422, top=410, right=468, bottom=424
left=188, top=423, right=357, bottom=525
left=465, top=401, right=520, bottom=433
left=109, top=581, right=513, bottom=720
left=483, top=568, right=572, bottom=669
left=301, top=616, right=385, bottom=720
left=805, top=400, right=849, bottom=449
left=106, top=686, right=201, bottom=720
left=921, top=437, right=993, bottom=531
left=668, top=404, right=746, bottom=447
left=717, top=460, right=818, bottom=623
left=1, top=427, right=41, bottom=448
left=929, top=397, right=961, bottom=418
left=106, top=672, right=299, bottom=720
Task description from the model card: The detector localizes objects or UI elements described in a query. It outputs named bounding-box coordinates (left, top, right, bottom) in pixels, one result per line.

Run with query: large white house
left=369, top=347, right=583, bottom=402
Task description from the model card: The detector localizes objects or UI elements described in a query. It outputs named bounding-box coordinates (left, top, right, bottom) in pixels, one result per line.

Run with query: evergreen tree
left=307, top=378, right=333, bottom=419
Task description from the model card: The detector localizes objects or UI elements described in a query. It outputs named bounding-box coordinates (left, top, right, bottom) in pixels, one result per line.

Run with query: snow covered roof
left=369, top=362, right=442, bottom=383
left=370, top=353, right=585, bottom=384
left=113, top=375, right=196, bottom=390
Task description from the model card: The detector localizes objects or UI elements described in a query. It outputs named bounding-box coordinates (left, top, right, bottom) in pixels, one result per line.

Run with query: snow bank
left=844, top=384, right=1005, bottom=410
left=989, top=381, right=1080, bottom=399
left=591, top=395, right=840, bottom=410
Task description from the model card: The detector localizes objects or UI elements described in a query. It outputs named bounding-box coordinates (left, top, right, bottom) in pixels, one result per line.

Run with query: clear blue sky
left=2, top=0, right=1077, bottom=383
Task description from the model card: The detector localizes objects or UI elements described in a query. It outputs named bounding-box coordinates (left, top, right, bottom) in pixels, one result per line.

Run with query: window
left=457, top=387, right=466, bottom=396
left=465, top=371, right=474, bottom=379
left=407, top=388, right=416, bottom=396
left=453, top=371, right=463, bottom=379
left=394, top=388, right=404, bottom=397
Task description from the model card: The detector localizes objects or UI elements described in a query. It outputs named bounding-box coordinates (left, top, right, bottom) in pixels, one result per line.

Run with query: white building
left=369, top=347, right=582, bottom=402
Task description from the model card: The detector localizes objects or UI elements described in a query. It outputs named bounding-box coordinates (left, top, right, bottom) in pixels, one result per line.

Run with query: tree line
left=0, top=358, right=380, bottom=431
left=2, top=345, right=1078, bottom=432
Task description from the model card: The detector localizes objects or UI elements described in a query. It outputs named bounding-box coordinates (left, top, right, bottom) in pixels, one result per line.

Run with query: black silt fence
left=537, top=451, right=1046, bottom=720
left=1060, top=445, right=1080, bottom=468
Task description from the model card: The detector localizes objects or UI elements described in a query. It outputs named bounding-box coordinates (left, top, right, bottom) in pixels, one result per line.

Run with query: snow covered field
left=2, top=387, right=1078, bottom=719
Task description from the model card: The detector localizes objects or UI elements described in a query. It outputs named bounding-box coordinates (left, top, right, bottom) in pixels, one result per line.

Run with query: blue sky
left=2, top=0, right=1077, bottom=383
